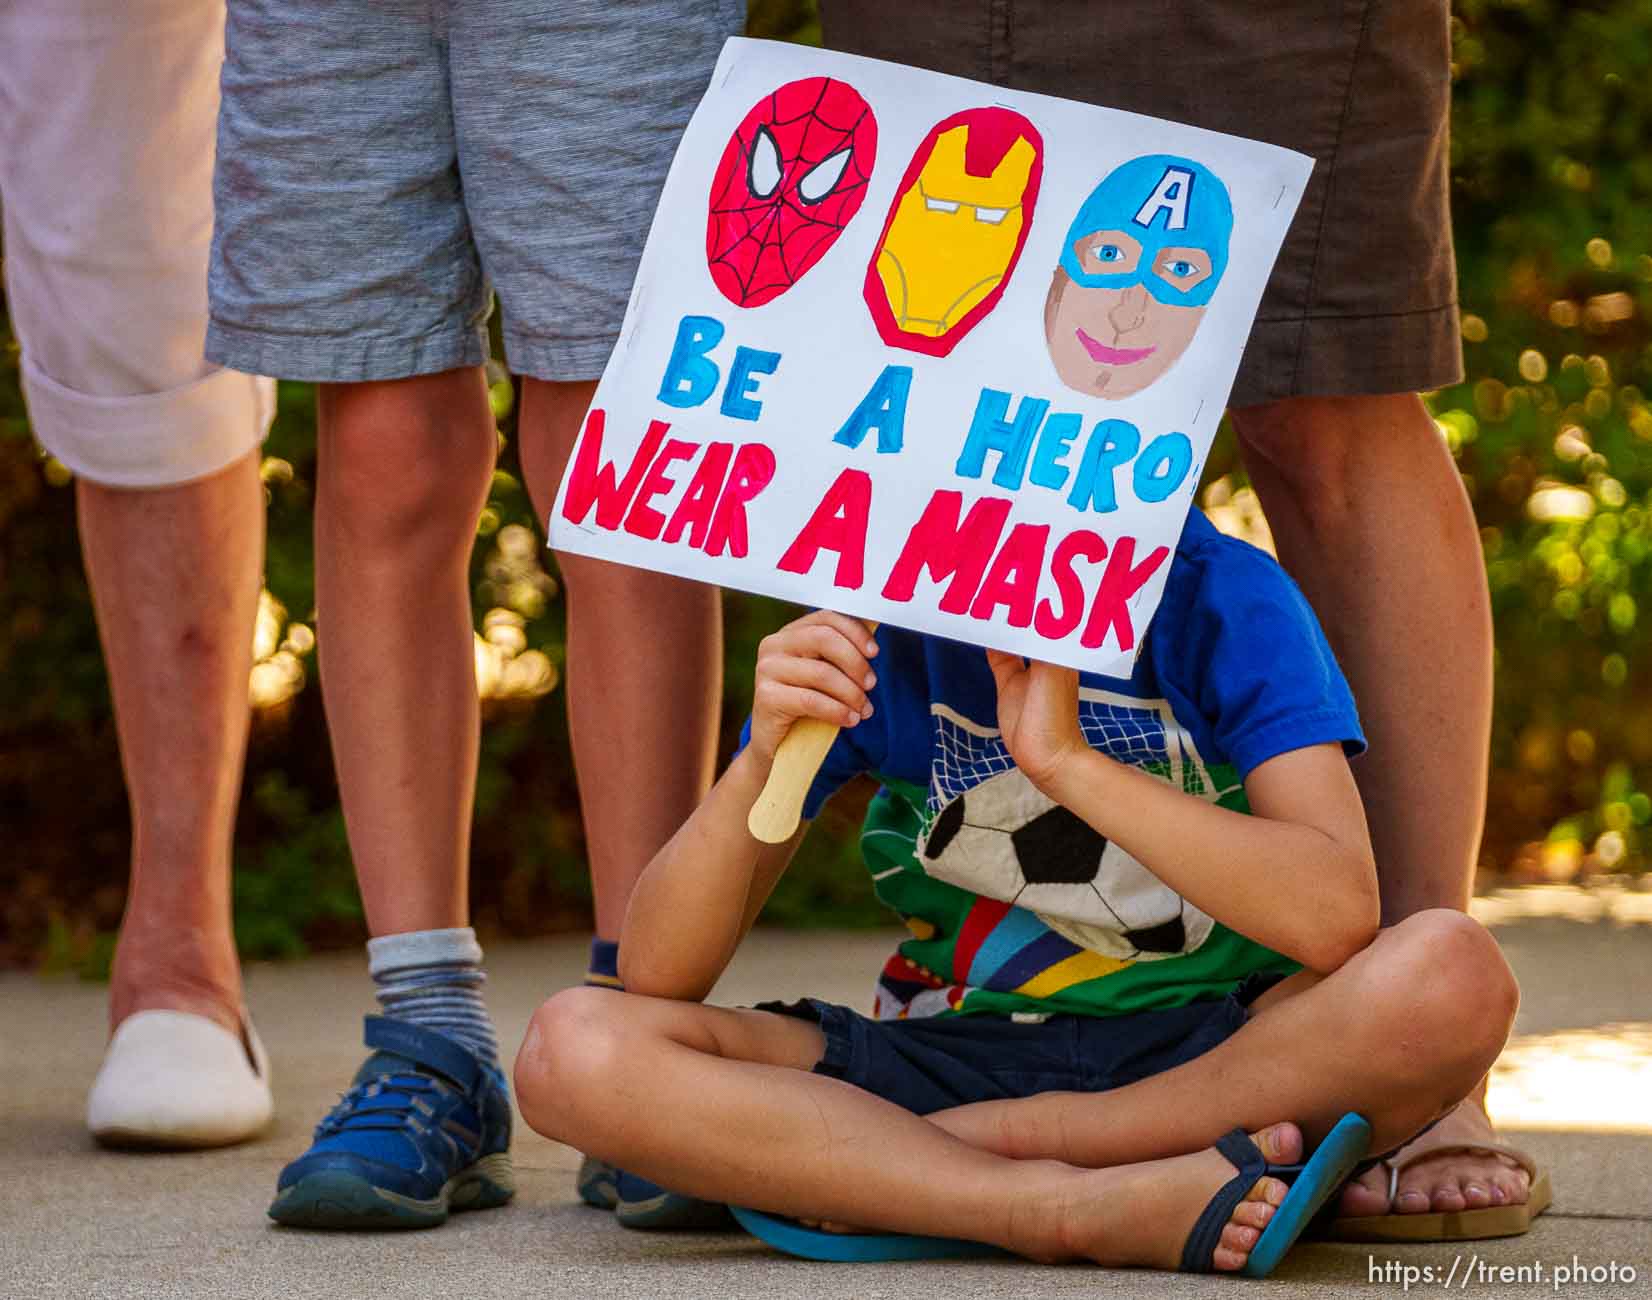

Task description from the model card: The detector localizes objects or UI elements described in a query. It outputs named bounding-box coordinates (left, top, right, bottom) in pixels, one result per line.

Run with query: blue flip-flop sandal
left=731, top=1112, right=1372, bottom=1276
left=729, top=1207, right=1007, bottom=1262
left=1194, top=1112, right=1372, bottom=1276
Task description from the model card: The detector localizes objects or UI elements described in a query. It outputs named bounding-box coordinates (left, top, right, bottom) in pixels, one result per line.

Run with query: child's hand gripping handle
left=747, top=717, right=841, bottom=843
left=747, top=619, right=880, bottom=845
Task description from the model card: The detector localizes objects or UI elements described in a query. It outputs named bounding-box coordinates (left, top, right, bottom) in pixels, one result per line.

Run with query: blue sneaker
left=268, top=1016, right=514, bottom=1230
left=576, top=1154, right=620, bottom=1210
left=614, top=1168, right=735, bottom=1231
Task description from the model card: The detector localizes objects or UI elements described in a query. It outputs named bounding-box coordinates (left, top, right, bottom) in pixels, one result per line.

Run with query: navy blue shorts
left=758, top=974, right=1282, bottom=1116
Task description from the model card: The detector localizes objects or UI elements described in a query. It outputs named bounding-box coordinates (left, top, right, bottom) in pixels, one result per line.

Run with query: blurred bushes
left=1440, top=0, right=1652, bottom=879
left=2, top=0, right=1648, bottom=972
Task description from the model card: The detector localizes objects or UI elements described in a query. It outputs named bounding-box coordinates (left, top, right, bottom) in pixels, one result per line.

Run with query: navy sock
left=586, top=937, right=621, bottom=989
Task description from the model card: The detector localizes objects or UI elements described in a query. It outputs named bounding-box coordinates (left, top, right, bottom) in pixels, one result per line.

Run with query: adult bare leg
left=517, top=378, right=721, bottom=942
left=313, top=369, right=497, bottom=936
left=82, top=449, right=264, bottom=1036
left=1230, top=393, right=1525, bottom=1215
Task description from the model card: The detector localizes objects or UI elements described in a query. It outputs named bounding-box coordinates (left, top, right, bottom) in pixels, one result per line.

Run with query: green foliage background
left=3, top=0, right=1649, bottom=972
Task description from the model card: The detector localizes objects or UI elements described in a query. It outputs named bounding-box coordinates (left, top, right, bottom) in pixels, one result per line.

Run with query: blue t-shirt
left=750, top=510, right=1365, bottom=1020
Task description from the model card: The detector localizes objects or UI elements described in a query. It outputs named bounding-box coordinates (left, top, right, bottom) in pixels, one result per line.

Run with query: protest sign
left=549, top=37, right=1312, bottom=678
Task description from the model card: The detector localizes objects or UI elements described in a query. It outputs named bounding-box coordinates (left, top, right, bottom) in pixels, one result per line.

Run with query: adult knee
left=1230, top=393, right=1434, bottom=521
left=317, top=378, right=496, bottom=553
left=513, top=986, right=626, bottom=1141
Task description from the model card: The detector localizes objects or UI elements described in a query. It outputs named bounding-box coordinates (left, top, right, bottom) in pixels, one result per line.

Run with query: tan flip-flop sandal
left=1325, top=1143, right=1552, bottom=1242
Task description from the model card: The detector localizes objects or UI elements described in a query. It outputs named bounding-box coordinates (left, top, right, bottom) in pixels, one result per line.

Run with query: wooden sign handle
left=747, top=717, right=841, bottom=843
left=746, top=621, right=880, bottom=844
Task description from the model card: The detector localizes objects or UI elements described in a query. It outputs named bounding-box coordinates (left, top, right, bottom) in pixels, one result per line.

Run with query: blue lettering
left=719, top=347, right=782, bottom=422
left=833, top=365, right=913, bottom=453
left=1133, top=432, right=1193, bottom=502
left=956, top=388, right=1050, bottom=489
left=657, top=314, right=726, bottom=409
left=1028, top=412, right=1081, bottom=491
left=1067, top=419, right=1141, bottom=514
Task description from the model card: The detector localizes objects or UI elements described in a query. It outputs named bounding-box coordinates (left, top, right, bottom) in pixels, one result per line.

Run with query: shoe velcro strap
left=362, top=1016, right=482, bottom=1092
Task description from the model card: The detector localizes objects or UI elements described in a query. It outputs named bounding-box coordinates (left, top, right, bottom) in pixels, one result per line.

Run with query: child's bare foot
left=1061, top=1122, right=1302, bottom=1271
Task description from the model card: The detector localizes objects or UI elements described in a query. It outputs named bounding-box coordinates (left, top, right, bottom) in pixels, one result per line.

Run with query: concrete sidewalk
left=3, top=887, right=1649, bottom=1299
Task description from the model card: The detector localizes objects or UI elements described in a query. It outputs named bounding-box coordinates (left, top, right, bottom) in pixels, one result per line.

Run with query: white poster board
left=550, top=38, right=1312, bottom=676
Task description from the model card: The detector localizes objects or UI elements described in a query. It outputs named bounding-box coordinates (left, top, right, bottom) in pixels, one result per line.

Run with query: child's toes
left=1255, top=1122, right=1303, bottom=1166
left=1221, top=1220, right=1261, bottom=1254
left=1248, top=1175, right=1288, bottom=1208
left=1208, top=1178, right=1279, bottom=1271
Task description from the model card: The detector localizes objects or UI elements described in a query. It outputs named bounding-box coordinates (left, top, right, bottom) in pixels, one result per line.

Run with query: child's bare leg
left=517, top=989, right=1297, bottom=1270
left=314, top=370, right=498, bottom=934
left=517, top=378, right=721, bottom=941
left=928, top=909, right=1516, bottom=1167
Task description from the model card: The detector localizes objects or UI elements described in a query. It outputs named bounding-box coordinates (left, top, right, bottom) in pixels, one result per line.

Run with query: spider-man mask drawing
left=706, top=77, right=878, bottom=309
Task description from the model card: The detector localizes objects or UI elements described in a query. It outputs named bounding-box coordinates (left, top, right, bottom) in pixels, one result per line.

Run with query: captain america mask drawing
left=1044, top=156, right=1233, bottom=399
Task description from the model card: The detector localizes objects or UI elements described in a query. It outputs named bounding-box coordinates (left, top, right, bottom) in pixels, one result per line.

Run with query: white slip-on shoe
left=87, top=1009, right=274, bottom=1149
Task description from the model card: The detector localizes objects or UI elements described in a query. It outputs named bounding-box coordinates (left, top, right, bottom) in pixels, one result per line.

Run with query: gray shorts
left=821, top=0, right=1463, bottom=409
left=207, top=0, right=744, bottom=384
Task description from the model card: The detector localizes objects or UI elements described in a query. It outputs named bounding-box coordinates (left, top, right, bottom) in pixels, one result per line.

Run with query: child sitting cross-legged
left=514, top=510, right=1518, bottom=1274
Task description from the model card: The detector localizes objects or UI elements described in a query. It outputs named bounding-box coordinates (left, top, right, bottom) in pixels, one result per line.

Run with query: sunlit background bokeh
left=2, top=0, right=1649, bottom=974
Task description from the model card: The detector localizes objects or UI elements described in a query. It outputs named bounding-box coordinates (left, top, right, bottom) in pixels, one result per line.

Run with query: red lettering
left=561, top=409, right=670, bottom=531
left=968, top=522, right=1049, bottom=628
left=880, top=490, right=1013, bottom=613
left=623, top=438, right=699, bottom=541
left=776, top=469, right=872, bottom=590
left=1081, top=536, right=1171, bottom=652
left=1034, top=530, right=1108, bottom=639
left=706, top=443, right=777, bottom=558
left=662, top=442, right=733, bottom=550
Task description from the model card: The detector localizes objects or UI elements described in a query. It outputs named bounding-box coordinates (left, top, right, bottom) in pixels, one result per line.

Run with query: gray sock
left=366, top=926, right=499, bottom=1065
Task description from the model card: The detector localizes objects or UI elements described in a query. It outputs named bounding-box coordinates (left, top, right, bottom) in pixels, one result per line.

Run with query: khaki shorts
left=820, top=0, right=1463, bottom=409
left=0, top=0, right=274, bottom=488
